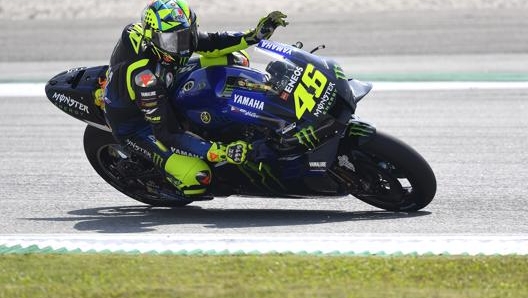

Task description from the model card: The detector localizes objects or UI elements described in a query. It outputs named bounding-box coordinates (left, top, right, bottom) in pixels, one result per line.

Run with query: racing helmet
left=141, top=0, right=198, bottom=63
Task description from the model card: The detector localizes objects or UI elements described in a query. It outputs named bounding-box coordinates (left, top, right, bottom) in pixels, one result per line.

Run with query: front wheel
left=333, top=131, right=437, bottom=211
left=83, top=125, right=195, bottom=207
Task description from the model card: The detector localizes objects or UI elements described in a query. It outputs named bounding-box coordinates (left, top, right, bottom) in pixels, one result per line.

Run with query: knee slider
left=164, top=154, right=212, bottom=196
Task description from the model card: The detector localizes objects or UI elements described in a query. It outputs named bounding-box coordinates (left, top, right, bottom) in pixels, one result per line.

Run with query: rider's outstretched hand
left=247, top=11, right=288, bottom=43
left=207, top=141, right=252, bottom=165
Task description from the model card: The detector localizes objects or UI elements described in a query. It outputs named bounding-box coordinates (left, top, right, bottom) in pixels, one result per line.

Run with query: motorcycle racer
left=103, top=0, right=287, bottom=198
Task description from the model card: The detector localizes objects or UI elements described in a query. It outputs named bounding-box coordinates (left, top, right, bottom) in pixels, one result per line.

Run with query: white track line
left=2, top=82, right=528, bottom=97
left=1, top=234, right=527, bottom=255
left=1, top=83, right=45, bottom=97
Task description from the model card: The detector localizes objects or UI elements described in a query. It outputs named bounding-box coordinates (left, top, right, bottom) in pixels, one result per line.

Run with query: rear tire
left=83, top=125, right=194, bottom=207
left=340, top=131, right=436, bottom=211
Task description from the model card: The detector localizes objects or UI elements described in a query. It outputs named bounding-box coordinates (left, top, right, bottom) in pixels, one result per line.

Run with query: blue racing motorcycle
left=45, top=40, right=436, bottom=211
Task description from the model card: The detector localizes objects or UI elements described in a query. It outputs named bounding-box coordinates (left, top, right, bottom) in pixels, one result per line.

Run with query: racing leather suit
left=104, top=23, right=259, bottom=197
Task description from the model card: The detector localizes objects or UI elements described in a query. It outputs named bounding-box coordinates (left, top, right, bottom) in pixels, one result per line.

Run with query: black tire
left=83, top=125, right=194, bottom=207
left=342, top=131, right=436, bottom=212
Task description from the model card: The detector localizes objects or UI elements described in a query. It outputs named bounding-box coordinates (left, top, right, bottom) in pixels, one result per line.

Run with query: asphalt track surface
left=1, top=9, right=527, bottom=235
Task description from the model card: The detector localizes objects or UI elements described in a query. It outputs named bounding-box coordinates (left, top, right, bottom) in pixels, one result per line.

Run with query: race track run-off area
left=1, top=6, right=528, bottom=256
left=1, top=80, right=527, bottom=255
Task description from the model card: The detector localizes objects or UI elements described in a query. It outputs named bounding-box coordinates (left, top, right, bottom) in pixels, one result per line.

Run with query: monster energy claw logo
left=238, top=161, right=286, bottom=193
left=348, top=122, right=376, bottom=137
left=152, top=153, right=164, bottom=167
left=334, top=64, right=347, bottom=80
left=294, top=126, right=319, bottom=149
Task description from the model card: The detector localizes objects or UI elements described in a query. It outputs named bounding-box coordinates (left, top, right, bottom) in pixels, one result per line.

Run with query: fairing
left=170, top=40, right=371, bottom=142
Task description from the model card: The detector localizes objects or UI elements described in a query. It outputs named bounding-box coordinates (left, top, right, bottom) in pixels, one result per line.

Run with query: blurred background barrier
left=1, top=0, right=528, bottom=20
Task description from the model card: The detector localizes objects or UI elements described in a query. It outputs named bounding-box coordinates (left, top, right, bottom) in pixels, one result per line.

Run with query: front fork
left=326, top=115, right=377, bottom=193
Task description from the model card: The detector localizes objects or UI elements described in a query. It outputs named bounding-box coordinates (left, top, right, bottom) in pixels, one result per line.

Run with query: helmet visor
left=152, top=27, right=192, bottom=56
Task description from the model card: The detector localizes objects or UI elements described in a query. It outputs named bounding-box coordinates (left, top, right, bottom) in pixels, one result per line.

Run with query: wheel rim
left=355, top=161, right=410, bottom=205
left=95, top=144, right=193, bottom=205
left=96, top=144, right=134, bottom=189
left=337, top=152, right=419, bottom=210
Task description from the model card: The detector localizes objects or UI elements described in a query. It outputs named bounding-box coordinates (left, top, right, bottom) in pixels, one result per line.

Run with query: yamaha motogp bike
left=45, top=40, right=436, bottom=211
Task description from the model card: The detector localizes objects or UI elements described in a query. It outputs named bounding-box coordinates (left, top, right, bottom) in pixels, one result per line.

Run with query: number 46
left=293, top=64, right=328, bottom=120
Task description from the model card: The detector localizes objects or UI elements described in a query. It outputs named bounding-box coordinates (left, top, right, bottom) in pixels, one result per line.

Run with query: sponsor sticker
left=51, top=92, right=90, bottom=114
left=232, top=94, right=265, bottom=111
left=200, top=111, right=211, bottom=124
left=183, top=80, right=195, bottom=92
left=258, top=40, right=294, bottom=56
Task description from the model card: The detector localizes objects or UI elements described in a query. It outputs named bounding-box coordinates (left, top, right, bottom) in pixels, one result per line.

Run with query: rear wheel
left=333, top=131, right=436, bottom=211
left=83, top=125, right=195, bottom=207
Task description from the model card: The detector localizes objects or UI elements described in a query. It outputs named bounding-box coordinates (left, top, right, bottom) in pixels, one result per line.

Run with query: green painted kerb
left=0, top=245, right=522, bottom=256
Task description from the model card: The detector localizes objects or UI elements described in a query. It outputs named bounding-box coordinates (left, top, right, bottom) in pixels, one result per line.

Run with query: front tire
left=337, top=131, right=437, bottom=211
left=83, top=125, right=194, bottom=207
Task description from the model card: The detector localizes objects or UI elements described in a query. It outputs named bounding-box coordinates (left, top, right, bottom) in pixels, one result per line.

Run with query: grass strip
left=0, top=254, right=526, bottom=298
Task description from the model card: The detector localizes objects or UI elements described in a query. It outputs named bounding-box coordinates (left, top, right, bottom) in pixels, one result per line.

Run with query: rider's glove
left=247, top=11, right=288, bottom=43
left=207, top=141, right=251, bottom=165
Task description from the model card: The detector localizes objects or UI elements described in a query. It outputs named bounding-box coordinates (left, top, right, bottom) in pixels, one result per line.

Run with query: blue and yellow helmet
left=141, top=0, right=198, bottom=61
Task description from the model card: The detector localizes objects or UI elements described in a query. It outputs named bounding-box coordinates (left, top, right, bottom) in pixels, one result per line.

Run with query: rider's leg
left=116, top=125, right=212, bottom=197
